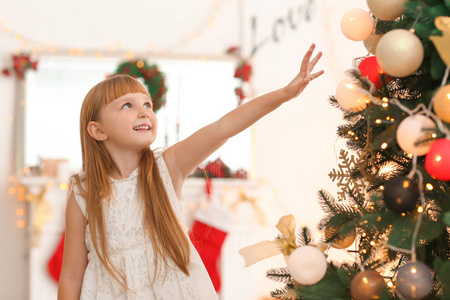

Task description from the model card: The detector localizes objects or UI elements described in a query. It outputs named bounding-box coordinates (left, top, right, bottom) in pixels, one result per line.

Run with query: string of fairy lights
left=0, top=0, right=231, bottom=60
left=324, top=3, right=450, bottom=298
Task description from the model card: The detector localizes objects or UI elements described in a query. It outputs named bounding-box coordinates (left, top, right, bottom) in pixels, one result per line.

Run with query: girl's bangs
left=101, top=75, right=150, bottom=105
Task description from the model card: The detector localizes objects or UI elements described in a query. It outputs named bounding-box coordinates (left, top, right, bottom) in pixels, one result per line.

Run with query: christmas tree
left=242, top=1, right=450, bottom=299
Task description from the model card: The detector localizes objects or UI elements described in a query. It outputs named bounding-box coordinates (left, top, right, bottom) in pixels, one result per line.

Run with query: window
left=24, top=56, right=251, bottom=174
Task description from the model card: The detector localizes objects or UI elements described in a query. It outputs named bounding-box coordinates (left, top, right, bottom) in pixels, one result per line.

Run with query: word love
left=250, top=0, right=316, bottom=56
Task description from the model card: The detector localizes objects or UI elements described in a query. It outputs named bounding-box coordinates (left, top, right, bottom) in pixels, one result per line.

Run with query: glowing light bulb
left=370, top=241, right=375, bottom=246
left=136, top=60, right=144, bottom=68
left=17, top=220, right=26, bottom=228
left=379, top=185, right=385, bottom=190
left=417, top=206, right=424, bottom=213
left=426, top=183, right=433, bottom=190
left=381, top=143, right=388, bottom=149
left=9, top=187, right=16, bottom=195
left=60, top=183, right=67, bottom=190
left=125, top=51, right=134, bottom=60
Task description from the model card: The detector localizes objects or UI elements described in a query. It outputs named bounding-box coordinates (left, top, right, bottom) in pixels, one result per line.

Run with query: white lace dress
left=73, top=150, right=218, bottom=300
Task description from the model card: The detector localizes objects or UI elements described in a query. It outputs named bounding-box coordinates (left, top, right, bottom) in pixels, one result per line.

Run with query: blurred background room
left=0, top=0, right=369, bottom=299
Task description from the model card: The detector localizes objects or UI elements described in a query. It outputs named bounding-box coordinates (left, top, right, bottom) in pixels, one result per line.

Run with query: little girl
left=58, top=44, right=323, bottom=300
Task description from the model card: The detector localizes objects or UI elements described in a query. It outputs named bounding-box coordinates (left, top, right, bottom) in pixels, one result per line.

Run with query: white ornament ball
left=287, top=245, right=327, bottom=285
left=367, top=0, right=407, bottom=21
left=433, top=84, right=450, bottom=123
left=335, top=78, right=369, bottom=112
left=396, top=115, right=436, bottom=156
left=376, top=29, right=424, bottom=78
left=341, top=8, right=375, bottom=41
left=364, top=33, right=383, bottom=55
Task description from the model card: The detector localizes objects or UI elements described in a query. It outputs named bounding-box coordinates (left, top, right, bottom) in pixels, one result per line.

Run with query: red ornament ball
left=358, top=56, right=391, bottom=89
left=425, top=138, right=450, bottom=181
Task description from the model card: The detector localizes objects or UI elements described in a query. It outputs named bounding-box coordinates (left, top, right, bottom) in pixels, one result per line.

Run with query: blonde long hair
left=71, top=75, right=190, bottom=289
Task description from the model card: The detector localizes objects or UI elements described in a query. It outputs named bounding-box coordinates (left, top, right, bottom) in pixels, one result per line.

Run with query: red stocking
left=47, top=231, right=65, bottom=283
left=189, top=203, right=234, bottom=292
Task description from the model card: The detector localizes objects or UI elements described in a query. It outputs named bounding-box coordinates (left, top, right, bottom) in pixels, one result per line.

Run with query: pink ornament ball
left=358, top=56, right=392, bottom=89
left=425, top=138, right=450, bottom=181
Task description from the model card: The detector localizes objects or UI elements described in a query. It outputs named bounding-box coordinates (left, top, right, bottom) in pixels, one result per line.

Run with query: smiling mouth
left=133, top=125, right=151, bottom=131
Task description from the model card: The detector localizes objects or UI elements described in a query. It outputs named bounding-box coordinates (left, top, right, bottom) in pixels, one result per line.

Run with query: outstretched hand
left=285, top=43, right=324, bottom=99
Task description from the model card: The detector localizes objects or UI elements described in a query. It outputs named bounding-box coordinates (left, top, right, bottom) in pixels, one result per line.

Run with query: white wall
left=0, top=0, right=369, bottom=299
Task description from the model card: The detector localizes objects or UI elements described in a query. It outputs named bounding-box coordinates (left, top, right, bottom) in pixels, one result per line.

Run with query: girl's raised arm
left=164, top=44, right=323, bottom=193
left=58, top=192, right=88, bottom=300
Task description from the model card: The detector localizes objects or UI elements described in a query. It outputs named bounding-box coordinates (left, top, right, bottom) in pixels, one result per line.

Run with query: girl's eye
left=122, top=103, right=131, bottom=109
left=144, top=102, right=153, bottom=109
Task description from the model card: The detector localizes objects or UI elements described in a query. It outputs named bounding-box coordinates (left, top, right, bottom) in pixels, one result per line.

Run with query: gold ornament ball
left=433, top=84, right=450, bottom=123
left=367, top=0, right=407, bottom=21
left=351, top=270, right=387, bottom=300
left=324, top=225, right=356, bottom=248
left=335, top=77, right=369, bottom=112
left=363, top=34, right=383, bottom=55
left=376, top=29, right=424, bottom=78
left=341, top=8, right=375, bottom=41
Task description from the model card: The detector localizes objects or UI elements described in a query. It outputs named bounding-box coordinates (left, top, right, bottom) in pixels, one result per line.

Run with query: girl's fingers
left=309, top=52, right=322, bottom=70
left=309, top=70, right=324, bottom=80
left=300, top=44, right=315, bottom=72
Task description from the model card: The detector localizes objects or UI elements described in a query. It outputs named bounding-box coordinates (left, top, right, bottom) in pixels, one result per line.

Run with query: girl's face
left=94, top=92, right=158, bottom=152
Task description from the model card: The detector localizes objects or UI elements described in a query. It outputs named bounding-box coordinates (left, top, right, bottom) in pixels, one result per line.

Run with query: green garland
left=114, top=60, right=167, bottom=113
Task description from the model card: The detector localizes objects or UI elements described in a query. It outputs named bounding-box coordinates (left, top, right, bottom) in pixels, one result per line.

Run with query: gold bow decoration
left=430, top=16, right=450, bottom=66
left=238, top=215, right=298, bottom=266
left=230, top=187, right=267, bottom=226
left=239, top=215, right=329, bottom=267
left=25, top=186, right=53, bottom=247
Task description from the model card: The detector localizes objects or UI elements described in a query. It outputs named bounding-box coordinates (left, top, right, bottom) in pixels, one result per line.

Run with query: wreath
left=113, top=60, right=167, bottom=113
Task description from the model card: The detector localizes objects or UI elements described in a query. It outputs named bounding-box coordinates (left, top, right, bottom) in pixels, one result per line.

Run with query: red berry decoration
left=425, top=138, right=450, bottom=181
left=358, top=56, right=392, bottom=89
left=383, top=176, right=419, bottom=213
